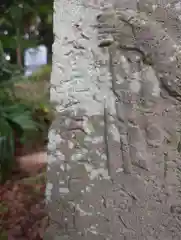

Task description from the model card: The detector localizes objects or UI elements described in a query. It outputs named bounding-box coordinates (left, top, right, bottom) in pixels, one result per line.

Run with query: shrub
left=0, top=42, right=53, bottom=182
left=0, top=103, right=38, bottom=183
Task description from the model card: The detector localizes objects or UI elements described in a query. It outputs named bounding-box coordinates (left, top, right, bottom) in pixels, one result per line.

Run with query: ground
left=0, top=152, right=48, bottom=240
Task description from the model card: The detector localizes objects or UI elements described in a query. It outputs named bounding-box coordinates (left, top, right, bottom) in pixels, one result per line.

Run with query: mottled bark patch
left=46, top=0, right=181, bottom=239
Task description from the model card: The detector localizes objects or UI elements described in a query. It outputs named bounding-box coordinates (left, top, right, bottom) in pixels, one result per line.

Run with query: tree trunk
left=45, top=0, right=181, bottom=239
left=16, top=28, right=22, bottom=68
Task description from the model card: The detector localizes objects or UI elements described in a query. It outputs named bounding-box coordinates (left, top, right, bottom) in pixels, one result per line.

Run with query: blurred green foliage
left=0, top=0, right=53, bottom=66
left=0, top=0, right=53, bottom=183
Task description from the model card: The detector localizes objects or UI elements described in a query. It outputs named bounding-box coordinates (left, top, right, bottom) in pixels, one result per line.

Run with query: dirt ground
left=0, top=151, right=48, bottom=240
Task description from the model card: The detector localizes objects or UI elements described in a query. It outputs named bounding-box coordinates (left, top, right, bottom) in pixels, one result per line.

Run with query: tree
left=46, top=0, right=181, bottom=239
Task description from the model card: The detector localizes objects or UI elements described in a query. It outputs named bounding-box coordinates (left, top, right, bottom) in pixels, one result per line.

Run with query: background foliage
left=0, top=0, right=53, bottom=67
left=0, top=0, right=53, bottom=182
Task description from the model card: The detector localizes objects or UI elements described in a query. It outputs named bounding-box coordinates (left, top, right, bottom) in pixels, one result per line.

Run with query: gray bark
left=45, top=0, right=181, bottom=239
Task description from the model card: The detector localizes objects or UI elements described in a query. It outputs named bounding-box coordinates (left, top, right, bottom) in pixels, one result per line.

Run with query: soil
left=0, top=145, right=48, bottom=239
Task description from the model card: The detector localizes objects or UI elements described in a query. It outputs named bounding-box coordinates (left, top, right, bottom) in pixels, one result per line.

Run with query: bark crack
left=103, top=100, right=112, bottom=178
left=108, top=47, right=132, bottom=174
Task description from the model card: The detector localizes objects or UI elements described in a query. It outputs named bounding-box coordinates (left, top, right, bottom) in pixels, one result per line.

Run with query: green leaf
left=0, top=17, right=12, bottom=27
left=20, top=38, right=39, bottom=51
left=0, top=117, right=15, bottom=183
left=10, top=114, right=38, bottom=131
left=0, top=103, right=38, bottom=131
left=1, top=35, right=17, bottom=49
left=36, top=3, right=53, bottom=15
left=8, top=5, right=23, bottom=23
left=0, top=117, right=12, bottom=138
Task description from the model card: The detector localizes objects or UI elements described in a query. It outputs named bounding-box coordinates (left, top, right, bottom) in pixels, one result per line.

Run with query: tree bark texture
left=45, top=0, right=181, bottom=239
